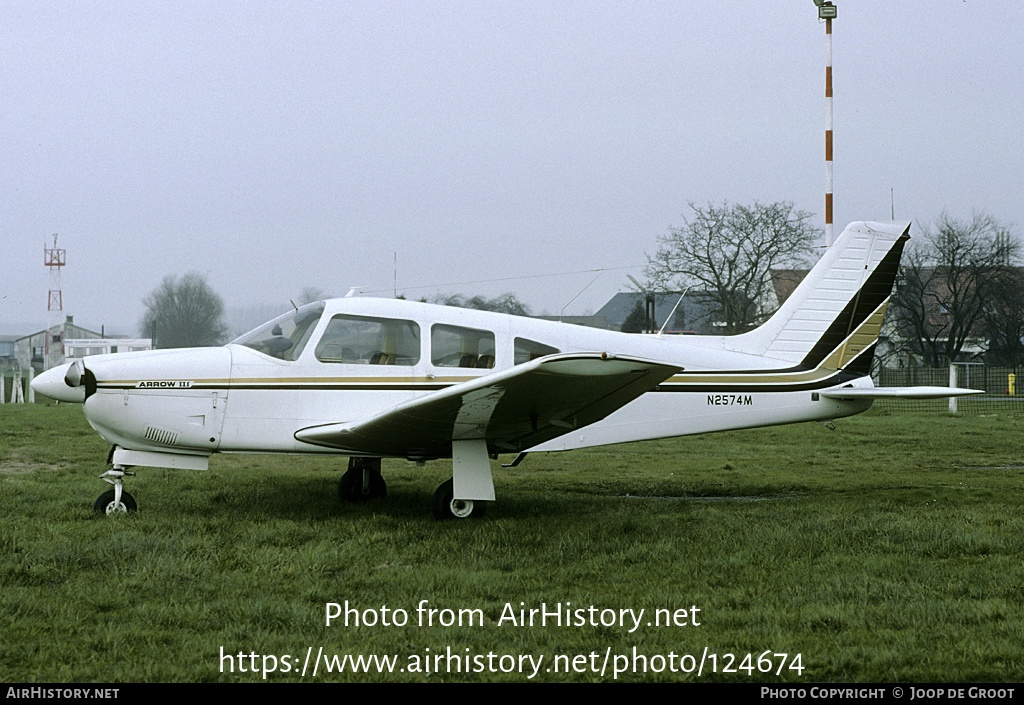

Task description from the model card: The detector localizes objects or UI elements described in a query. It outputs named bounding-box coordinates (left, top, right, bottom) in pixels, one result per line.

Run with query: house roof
left=595, top=292, right=719, bottom=333
left=15, top=322, right=104, bottom=343
left=770, top=269, right=810, bottom=306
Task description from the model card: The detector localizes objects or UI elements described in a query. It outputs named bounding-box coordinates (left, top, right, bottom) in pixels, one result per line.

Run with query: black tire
left=338, top=466, right=386, bottom=502
left=94, top=489, right=137, bottom=515
left=432, top=478, right=485, bottom=520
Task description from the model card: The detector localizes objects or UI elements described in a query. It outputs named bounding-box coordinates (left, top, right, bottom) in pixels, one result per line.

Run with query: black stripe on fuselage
left=655, top=370, right=863, bottom=393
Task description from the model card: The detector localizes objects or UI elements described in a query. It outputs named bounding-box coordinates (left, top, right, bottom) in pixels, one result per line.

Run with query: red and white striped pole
left=825, top=13, right=834, bottom=246
left=816, top=2, right=837, bottom=246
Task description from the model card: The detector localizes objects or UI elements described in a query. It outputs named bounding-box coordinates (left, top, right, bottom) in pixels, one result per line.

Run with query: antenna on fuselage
left=559, top=273, right=602, bottom=323
left=656, top=286, right=691, bottom=338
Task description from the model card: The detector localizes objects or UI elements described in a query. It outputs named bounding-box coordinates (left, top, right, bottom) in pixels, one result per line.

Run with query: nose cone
left=31, top=363, right=87, bottom=403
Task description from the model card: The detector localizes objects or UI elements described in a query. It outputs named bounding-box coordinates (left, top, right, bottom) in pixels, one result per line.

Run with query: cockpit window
left=315, top=315, right=420, bottom=365
left=431, top=324, right=495, bottom=369
left=232, top=302, right=325, bottom=361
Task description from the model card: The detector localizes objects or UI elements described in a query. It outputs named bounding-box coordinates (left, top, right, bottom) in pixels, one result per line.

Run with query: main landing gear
left=338, top=457, right=387, bottom=501
left=432, top=478, right=485, bottom=520
left=337, top=455, right=490, bottom=520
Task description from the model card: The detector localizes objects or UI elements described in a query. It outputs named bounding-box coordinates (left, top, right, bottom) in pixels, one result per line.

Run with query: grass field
left=1, top=403, right=1021, bottom=683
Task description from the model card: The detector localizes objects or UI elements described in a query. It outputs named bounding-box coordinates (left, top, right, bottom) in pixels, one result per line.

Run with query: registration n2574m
left=707, top=394, right=753, bottom=406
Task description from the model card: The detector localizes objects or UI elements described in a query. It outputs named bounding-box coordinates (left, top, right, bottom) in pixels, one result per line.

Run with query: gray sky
left=3, top=1, right=1021, bottom=337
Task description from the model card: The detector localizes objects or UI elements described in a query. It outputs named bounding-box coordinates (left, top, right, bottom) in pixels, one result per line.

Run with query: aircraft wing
left=294, top=353, right=680, bottom=458
left=820, top=386, right=983, bottom=400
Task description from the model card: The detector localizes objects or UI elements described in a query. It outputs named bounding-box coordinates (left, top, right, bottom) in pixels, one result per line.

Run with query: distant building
left=531, top=315, right=609, bottom=330
left=64, top=338, right=153, bottom=360
left=767, top=269, right=811, bottom=311
left=594, top=292, right=719, bottom=334
left=0, top=336, right=18, bottom=367
left=14, top=316, right=152, bottom=373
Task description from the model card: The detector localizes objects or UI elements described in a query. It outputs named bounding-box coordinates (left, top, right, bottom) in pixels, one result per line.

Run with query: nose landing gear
left=94, top=467, right=137, bottom=515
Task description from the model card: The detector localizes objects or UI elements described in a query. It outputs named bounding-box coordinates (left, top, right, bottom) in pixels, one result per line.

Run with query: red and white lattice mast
left=44, top=234, right=66, bottom=370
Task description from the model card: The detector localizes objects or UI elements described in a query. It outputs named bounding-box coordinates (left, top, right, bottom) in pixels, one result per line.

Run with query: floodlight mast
left=815, top=1, right=837, bottom=246
left=44, top=234, right=66, bottom=371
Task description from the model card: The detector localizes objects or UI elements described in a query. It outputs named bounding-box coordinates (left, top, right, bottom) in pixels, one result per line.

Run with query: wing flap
left=294, top=353, right=680, bottom=457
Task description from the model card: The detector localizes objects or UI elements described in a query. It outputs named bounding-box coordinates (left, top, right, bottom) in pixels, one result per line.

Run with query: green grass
left=1, top=404, right=1022, bottom=682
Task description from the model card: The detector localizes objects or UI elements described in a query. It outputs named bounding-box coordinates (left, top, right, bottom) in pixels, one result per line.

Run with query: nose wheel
left=94, top=487, right=137, bottom=514
left=95, top=467, right=137, bottom=515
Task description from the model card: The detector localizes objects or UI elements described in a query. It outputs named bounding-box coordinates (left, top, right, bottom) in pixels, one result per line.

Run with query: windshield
left=231, top=302, right=325, bottom=361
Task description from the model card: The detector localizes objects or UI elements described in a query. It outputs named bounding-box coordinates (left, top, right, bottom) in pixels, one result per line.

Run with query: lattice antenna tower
left=44, top=234, right=66, bottom=370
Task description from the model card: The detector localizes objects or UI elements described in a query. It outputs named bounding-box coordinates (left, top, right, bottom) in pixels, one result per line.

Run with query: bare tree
left=141, top=273, right=229, bottom=348
left=431, top=292, right=531, bottom=316
left=297, top=287, right=332, bottom=305
left=982, top=266, right=1024, bottom=367
left=645, top=202, right=819, bottom=334
left=889, top=212, right=1020, bottom=366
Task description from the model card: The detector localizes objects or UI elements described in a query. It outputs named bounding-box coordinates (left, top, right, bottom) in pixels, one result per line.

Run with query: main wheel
left=432, top=478, right=486, bottom=520
left=94, top=489, right=137, bottom=515
left=338, top=465, right=386, bottom=502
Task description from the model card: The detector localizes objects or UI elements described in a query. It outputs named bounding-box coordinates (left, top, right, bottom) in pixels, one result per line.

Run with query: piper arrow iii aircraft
left=33, top=221, right=980, bottom=519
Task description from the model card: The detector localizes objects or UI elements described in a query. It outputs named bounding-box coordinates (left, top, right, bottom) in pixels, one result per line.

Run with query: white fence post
left=13, top=371, right=24, bottom=403
left=949, top=364, right=958, bottom=414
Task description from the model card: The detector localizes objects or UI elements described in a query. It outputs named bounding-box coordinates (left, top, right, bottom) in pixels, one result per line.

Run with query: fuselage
left=33, top=296, right=872, bottom=462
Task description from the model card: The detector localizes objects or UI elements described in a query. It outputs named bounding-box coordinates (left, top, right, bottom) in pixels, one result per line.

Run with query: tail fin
left=731, top=220, right=910, bottom=372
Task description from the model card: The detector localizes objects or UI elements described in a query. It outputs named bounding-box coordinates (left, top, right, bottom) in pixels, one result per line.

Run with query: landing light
left=814, top=1, right=837, bottom=19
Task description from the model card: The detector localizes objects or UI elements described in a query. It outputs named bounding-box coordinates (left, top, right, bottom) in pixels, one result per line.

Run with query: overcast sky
left=3, top=1, right=1021, bottom=337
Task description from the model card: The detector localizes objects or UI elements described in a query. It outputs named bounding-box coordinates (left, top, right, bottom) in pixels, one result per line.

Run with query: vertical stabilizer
left=728, top=221, right=910, bottom=371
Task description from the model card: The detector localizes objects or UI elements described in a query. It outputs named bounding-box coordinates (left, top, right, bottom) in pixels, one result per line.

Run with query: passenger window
left=431, top=324, right=496, bottom=368
left=315, top=315, right=420, bottom=365
left=514, top=338, right=559, bottom=365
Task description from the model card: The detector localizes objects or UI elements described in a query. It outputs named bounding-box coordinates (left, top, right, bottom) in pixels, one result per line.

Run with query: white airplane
left=33, top=221, right=979, bottom=519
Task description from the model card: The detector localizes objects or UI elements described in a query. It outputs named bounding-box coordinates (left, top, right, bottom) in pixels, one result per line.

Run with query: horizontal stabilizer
left=820, top=386, right=984, bottom=400
left=295, top=352, right=680, bottom=458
